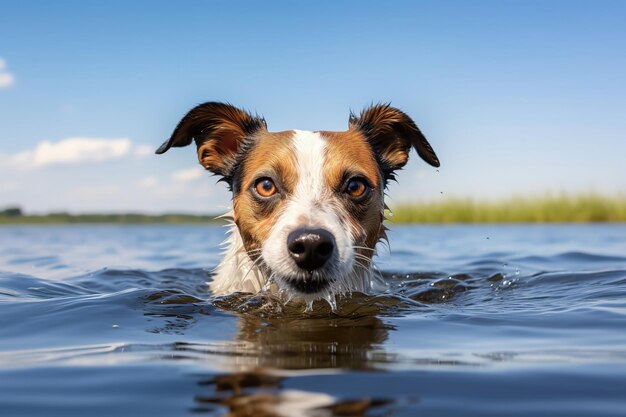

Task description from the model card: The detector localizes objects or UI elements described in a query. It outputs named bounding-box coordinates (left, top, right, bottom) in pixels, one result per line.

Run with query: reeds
left=389, top=194, right=626, bottom=223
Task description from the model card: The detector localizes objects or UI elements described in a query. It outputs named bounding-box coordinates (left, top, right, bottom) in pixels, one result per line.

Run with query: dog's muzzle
left=287, top=228, right=335, bottom=271
left=281, top=227, right=337, bottom=294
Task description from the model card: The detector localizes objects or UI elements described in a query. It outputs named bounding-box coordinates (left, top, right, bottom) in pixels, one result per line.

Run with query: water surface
left=1, top=224, right=625, bottom=416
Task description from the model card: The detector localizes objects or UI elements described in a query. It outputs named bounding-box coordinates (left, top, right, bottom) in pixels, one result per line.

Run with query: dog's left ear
left=155, top=102, right=267, bottom=177
left=349, top=104, right=440, bottom=171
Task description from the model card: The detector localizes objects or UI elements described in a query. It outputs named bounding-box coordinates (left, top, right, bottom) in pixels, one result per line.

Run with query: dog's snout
left=287, top=228, right=335, bottom=271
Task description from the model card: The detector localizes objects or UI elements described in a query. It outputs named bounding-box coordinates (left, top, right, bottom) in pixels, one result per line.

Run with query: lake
left=1, top=224, right=625, bottom=416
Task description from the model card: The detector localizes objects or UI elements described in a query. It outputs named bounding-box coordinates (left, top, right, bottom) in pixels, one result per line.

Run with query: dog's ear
left=156, top=102, right=267, bottom=177
left=349, top=104, right=440, bottom=173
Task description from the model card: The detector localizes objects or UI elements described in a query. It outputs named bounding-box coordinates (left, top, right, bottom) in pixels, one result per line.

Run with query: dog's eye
left=254, top=178, right=278, bottom=198
left=345, top=178, right=368, bottom=199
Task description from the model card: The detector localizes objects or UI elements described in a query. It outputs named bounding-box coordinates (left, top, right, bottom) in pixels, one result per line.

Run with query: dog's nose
left=287, top=228, right=335, bottom=271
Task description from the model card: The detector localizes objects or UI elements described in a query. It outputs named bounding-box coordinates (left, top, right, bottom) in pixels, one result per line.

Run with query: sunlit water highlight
left=1, top=224, right=625, bottom=416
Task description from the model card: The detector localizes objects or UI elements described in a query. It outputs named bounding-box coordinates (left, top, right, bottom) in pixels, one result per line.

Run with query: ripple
left=0, top=270, right=97, bottom=301
left=68, top=267, right=212, bottom=296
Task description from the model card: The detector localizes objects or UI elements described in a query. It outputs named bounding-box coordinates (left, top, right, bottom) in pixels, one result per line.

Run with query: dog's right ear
left=155, top=102, right=267, bottom=177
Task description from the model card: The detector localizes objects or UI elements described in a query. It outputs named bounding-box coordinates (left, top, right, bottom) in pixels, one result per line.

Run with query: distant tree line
left=0, top=207, right=223, bottom=224
left=1, top=207, right=23, bottom=217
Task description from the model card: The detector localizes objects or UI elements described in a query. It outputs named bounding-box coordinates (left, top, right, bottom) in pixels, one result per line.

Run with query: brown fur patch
left=350, top=105, right=411, bottom=168
left=320, top=129, right=384, bottom=260
left=156, top=102, right=267, bottom=176
left=195, top=106, right=265, bottom=174
left=197, top=139, right=231, bottom=174
left=349, top=103, right=440, bottom=169
left=233, top=130, right=298, bottom=255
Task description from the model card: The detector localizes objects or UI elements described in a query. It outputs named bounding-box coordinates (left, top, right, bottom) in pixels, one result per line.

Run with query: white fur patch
left=260, top=131, right=354, bottom=292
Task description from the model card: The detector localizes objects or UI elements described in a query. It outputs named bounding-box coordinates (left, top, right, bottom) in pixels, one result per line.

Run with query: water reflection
left=192, top=370, right=394, bottom=416
left=144, top=295, right=396, bottom=370
left=142, top=271, right=492, bottom=370
left=142, top=283, right=421, bottom=369
left=146, top=294, right=400, bottom=415
left=231, top=313, right=392, bottom=370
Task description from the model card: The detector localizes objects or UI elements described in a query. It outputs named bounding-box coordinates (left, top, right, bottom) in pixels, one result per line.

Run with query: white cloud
left=0, top=73, right=15, bottom=88
left=0, top=57, right=15, bottom=88
left=11, top=137, right=131, bottom=168
left=171, top=166, right=205, bottom=182
left=133, top=144, right=154, bottom=158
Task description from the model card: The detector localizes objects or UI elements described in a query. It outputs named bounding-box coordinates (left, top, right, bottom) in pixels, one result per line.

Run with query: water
left=1, top=224, right=625, bottom=416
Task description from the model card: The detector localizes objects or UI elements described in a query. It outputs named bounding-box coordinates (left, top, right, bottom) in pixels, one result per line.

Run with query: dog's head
left=157, top=102, right=439, bottom=299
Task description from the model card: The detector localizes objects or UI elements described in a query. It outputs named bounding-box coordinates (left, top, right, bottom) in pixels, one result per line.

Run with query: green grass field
left=389, top=194, right=626, bottom=223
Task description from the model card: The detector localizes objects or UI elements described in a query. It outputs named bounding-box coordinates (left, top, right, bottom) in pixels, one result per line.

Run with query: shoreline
left=2, top=195, right=625, bottom=224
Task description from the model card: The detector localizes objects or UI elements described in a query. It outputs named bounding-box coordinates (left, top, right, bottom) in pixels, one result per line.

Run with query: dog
left=156, top=102, right=439, bottom=305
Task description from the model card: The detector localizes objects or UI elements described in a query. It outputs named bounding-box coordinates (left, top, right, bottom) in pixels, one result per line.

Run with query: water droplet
left=325, top=294, right=337, bottom=312
left=262, top=277, right=272, bottom=292
left=388, top=211, right=394, bottom=217
left=305, top=299, right=314, bottom=312
left=112, top=324, right=119, bottom=328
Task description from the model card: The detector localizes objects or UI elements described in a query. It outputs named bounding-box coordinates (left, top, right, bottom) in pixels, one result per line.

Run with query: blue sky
left=1, top=0, right=625, bottom=213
